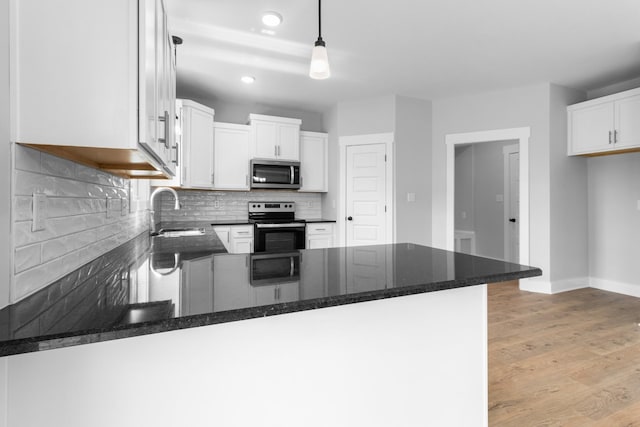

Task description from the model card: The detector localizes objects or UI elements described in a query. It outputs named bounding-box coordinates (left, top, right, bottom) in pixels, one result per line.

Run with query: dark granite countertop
left=299, top=218, right=336, bottom=223
left=0, top=232, right=541, bottom=357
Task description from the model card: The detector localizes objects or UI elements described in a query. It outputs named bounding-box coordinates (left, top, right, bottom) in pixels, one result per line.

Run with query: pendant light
left=309, top=0, right=330, bottom=79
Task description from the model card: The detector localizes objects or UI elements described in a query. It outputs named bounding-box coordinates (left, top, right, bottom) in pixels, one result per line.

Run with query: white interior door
left=504, top=147, right=520, bottom=263
left=345, top=144, right=387, bottom=247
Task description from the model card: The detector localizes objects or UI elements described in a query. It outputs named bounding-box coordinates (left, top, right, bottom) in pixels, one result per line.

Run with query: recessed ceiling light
left=241, top=76, right=256, bottom=84
left=262, top=11, right=282, bottom=27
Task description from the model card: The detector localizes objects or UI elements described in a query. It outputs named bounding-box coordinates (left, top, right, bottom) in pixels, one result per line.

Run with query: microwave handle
left=290, top=166, right=294, bottom=185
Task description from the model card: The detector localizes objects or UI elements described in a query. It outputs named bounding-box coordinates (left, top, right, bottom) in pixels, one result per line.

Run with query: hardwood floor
left=488, top=281, right=640, bottom=426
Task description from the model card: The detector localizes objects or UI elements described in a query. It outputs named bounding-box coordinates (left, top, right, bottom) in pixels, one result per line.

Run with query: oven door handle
left=255, top=223, right=305, bottom=229
left=290, top=166, right=294, bottom=185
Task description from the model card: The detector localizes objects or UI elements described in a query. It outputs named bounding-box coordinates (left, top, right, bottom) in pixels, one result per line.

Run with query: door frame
left=503, top=144, right=519, bottom=263
left=338, top=133, right=395, bottom=247
left=445, top=127, right=530, bottom=266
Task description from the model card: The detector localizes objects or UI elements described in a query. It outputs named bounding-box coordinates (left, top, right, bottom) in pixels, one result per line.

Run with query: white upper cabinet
left=181, top=100, right=215, bottom=189
left=213, top=123, right=250, bottom=190
left=249, top=114, right=301, bottom=161
left=11, top=0, right=176, bottom=178
left=568, top=87, right=640, bottom=156
left=299, top=131, right=328, bottom=192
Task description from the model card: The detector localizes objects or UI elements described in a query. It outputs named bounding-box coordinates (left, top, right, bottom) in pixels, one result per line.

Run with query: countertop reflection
left=0, top=232, right=541, bottom=356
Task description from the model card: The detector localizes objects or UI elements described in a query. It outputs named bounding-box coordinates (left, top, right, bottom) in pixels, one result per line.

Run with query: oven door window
left=253, top=164, right=293, bottom=185
left=255, top=227, right=305, bottom=252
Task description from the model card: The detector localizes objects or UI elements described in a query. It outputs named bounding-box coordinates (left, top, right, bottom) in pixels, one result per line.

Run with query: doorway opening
left=453, top=141, right=519, bottom=262
left=446, top=127, right=530, bottom=266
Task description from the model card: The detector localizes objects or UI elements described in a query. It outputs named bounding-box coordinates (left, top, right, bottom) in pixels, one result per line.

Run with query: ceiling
left=166, top=0, right=640, bottom=113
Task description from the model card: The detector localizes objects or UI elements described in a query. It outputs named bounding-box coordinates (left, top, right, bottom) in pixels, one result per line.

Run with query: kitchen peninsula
left=0, top=230, right=540, bottom=427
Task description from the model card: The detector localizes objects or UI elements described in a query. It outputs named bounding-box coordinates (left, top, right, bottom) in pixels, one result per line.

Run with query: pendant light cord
left=318, top=0, right=322, bottom=40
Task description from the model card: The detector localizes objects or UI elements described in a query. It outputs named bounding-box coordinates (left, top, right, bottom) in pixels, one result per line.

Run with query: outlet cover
left=106, top=197, right=114, bottom=219
left=32, top=193, right=47, bottom=232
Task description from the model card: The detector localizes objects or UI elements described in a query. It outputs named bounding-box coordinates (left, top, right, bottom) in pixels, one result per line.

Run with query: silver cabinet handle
left=316, top=228, right=326, bottom=231
left=158, top=111, right=170, bottom=148
left=274, top=145, right=278, bottom=157
left=609, top=130, right=613, bottom=144
left=614, top=130, right=618, bottom=143
left=211, top=173, right=215, bottom=185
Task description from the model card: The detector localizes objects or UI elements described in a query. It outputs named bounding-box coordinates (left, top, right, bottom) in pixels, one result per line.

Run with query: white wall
left=588, top=153, right=640, bottom=293
left=548, top=85, right=589, bottom=286
left=321, top=95, right=432, bottom=244
left=432, top=84, right=552, bottom=287
left=320, top=95, right=397, bottom=223
left=394, top=96, right=432, bottom=245
left=0, top=0, right=9, bottom=310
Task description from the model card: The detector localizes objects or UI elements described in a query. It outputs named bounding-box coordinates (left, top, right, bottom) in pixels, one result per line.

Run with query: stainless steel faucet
left=149, top=187, right=180, bottom=233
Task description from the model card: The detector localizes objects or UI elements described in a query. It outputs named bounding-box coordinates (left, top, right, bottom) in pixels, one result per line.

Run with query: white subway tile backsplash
left=41, top=229, right=97, bottom=263
left=13, top=196, right=32, bottom=221
left=14, top=244, right=41, bottom=274
left=12, top=145, right=149, bottom=303
left=156, top=189, right=322, bottom=223
left=14, top=145, right=41, bottom=172
left=40, top=153, right=76, bottom=179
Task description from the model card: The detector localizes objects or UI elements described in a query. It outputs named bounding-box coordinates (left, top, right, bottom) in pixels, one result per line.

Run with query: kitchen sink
left=151, top=227, right=206, bottom=238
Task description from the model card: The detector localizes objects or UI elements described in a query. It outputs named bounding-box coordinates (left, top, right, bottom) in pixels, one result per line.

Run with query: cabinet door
left=252, top=121, right=278, bottom=159
left=253, top=282, right=299, bottom=305
left=231, top=238, right=253, bottom=254
left=213, top=255, right=252, bottom=311
left=615, top=94, right=640, bottom=149
left=141, top=0, right=158, bottom=154
left=214, top=125, right=250, bottom=190
left=277, top=124, right=300, bottom=161
left=213, top=227, right=231, bottom=252
left=569, top=103, right=614, bottom=155
left=181, top=257, right=214, bottom=315
left=299, top=133, right=328, bottom=192
left=183, top=106, right=214, bottom=188
left=307, top=235, right=333, bottom=249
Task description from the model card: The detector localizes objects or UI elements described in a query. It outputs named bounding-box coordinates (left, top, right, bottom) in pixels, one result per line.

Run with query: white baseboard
left=550, top=277, right=590, bottom=294
left=518, top=277, right=590, bottom=294
left=590, top=277, right=640, bottom=298
left=518, top=277, right=552, bottom=294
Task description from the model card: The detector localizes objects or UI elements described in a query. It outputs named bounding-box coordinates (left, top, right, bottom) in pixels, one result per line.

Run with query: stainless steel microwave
left=250, top=159, right=301, bottom=190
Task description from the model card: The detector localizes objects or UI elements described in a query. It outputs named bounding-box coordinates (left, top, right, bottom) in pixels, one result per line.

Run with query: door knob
left=347, top=216, right=353, bottom=221
left=509, top=218, right=516, bottom=223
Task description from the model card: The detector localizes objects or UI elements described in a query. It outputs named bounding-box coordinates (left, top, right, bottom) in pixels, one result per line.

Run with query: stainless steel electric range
left=248, top=202, right=306, bottom=253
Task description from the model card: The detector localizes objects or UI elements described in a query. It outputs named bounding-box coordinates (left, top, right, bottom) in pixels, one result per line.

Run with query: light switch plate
left=407, top=193, right=416, bottom=202
left=32, top=193, right=47, bottom=232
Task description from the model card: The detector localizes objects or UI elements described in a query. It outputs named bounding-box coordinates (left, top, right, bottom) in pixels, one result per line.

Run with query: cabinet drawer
left=231, top=226, right=253, bottom=238
left=306, top=223, right=333, bottom=235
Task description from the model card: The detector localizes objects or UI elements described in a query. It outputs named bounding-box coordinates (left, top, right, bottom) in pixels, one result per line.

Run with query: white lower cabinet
left=306, top=223, right=335, bottom=249
left=253, top=282, right=300, bottom=305
left=214, top=225, right=254, bottom=254
left=213, top=255, right=252, bottom=311
left=181, top=256, right=214, bottom=315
